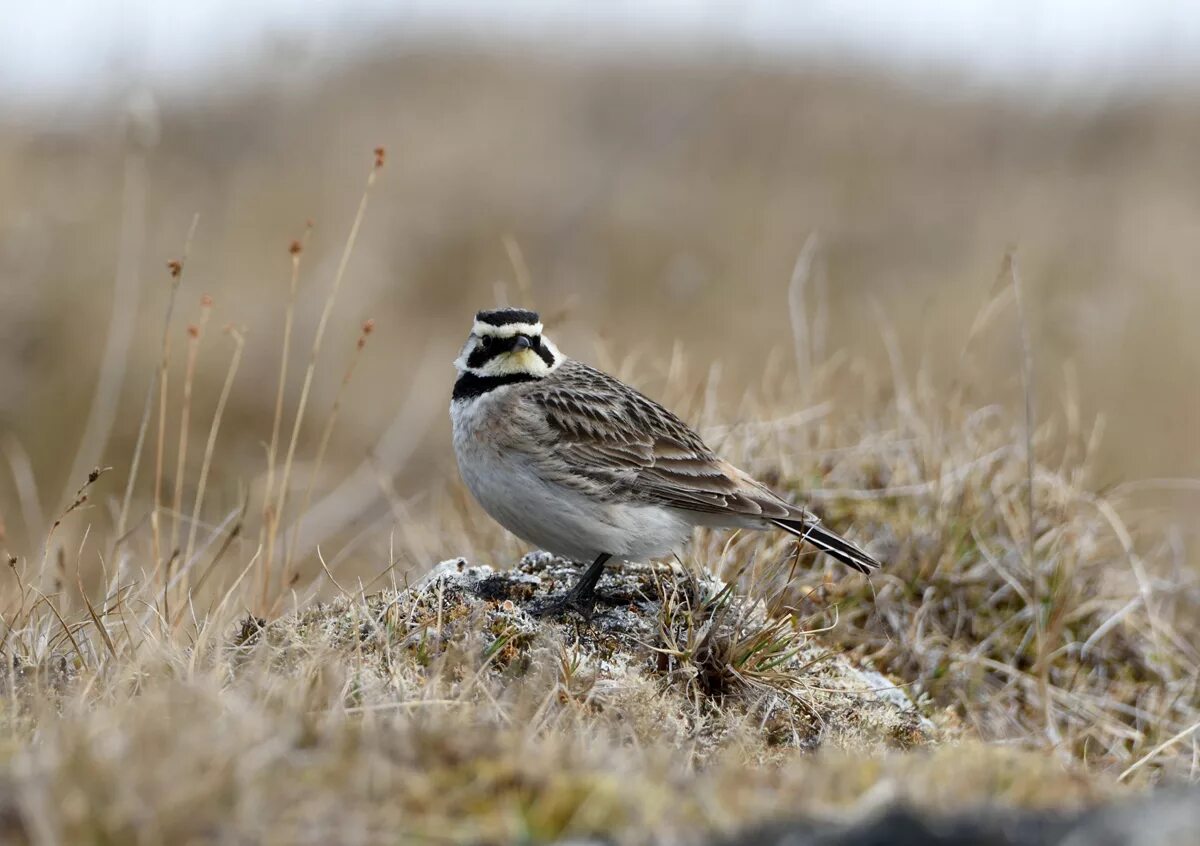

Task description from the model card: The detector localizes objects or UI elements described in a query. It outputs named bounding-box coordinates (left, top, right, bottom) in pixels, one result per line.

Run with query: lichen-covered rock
left=331, top=551, right=935, bottom=755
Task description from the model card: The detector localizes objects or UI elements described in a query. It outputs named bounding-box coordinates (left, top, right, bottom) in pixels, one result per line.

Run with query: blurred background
left=1, top=2, right=1198, bottom=561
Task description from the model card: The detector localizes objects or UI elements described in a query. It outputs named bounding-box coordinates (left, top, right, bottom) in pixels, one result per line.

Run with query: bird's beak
left=513, top=335, right=533, bottom=350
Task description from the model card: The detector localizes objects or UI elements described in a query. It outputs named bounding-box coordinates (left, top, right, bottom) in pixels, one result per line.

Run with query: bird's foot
left=532, top=586, right=600, bottom=620
left=531, top=553, right=610, bottom=620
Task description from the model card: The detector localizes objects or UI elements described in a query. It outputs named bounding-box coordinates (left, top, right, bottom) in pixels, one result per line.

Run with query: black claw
left=533, top=589, right=598, bottom=620
left=532, top=553, right=611, bottom=620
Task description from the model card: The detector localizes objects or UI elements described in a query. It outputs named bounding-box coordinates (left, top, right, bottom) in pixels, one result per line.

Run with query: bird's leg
left=536, top=553, right=611, bottom=619
left=564, top=553, right=610, bottom=612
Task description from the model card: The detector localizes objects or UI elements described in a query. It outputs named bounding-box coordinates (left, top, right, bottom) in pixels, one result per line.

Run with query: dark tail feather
left=770, top=519, right=880, bottom=574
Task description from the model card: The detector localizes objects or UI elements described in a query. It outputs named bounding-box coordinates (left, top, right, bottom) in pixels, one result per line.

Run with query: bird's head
left=454, top=308, right=563, bottom=378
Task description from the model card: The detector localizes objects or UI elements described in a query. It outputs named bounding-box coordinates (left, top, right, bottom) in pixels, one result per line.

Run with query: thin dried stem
left=261, top=225, right=312, bottom=609
left=64, top=149, right=148, bottom=515
left=502, top=234, right=535, bottom=307
left=1007, top=251, right=1055, bottom=743
left=3, top=436, right=46, bottom=547
left=151, top=335, right=171, bottom=575
left=281, top=320, right=375, bottom=603
left=170, top=296, right=213, bottom=556
left=118, top=214, right=197, bottom=554
left=1119, top=719, right=1200, bottom=783
left=269, top=151, right=384, bottom=611
left=40, top=467, right=110, bottom=578
left=787, top=233, right=818, bottom=386
left=178, top=327, right=245, bottom=623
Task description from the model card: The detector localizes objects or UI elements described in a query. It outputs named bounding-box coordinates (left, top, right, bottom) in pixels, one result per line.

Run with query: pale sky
left=3, top=0, right=1200, bottom=107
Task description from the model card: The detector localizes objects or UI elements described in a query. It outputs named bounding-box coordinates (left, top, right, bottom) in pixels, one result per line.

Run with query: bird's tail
left=770, top=518, right=880, bottom=574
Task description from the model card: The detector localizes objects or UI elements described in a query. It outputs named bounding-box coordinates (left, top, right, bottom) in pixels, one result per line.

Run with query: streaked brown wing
left=530, top=360, right=801, bottom=519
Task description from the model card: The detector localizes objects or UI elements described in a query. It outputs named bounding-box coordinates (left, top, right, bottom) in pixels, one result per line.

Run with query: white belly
left=451, top=395, right=692, bottom=563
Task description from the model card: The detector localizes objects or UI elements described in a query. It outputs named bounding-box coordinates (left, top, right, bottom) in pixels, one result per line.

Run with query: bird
left=450, top=307, right=879, bottom=616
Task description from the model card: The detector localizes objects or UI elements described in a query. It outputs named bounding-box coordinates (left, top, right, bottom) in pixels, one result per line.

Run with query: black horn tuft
left=475, top=308, right=540, bottom=327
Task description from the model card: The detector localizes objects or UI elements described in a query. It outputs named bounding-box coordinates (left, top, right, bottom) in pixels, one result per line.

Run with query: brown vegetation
left=0, top=48, right=1196, bottom=843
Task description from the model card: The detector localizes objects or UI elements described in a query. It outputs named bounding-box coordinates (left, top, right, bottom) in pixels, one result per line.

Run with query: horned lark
left=451, top=308, right=879, bottom=615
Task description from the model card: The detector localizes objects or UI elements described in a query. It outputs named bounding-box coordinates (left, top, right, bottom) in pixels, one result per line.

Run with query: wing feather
left=528, top=360, right=805, bottom=520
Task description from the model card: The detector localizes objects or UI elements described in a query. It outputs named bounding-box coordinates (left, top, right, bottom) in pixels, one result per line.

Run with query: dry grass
left=0, top=532, right=1140, bottom=845
left=700, top=370, right=1200, bottom=776
left=0, top=50, right=1197, bottom=844
left=5, top=50, right=1200, bottom=559
left=0, top=169, right=1193, bottom=843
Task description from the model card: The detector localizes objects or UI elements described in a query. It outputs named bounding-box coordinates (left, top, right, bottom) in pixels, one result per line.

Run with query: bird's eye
left=477, top=336, right=494, bottom=351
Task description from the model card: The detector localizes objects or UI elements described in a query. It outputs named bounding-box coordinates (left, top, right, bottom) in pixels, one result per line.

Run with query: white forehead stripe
left=472, top=320, right=544, bottom=339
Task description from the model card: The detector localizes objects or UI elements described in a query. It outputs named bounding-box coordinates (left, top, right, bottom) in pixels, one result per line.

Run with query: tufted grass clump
left=0, top=154, right=1194, bottom=843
